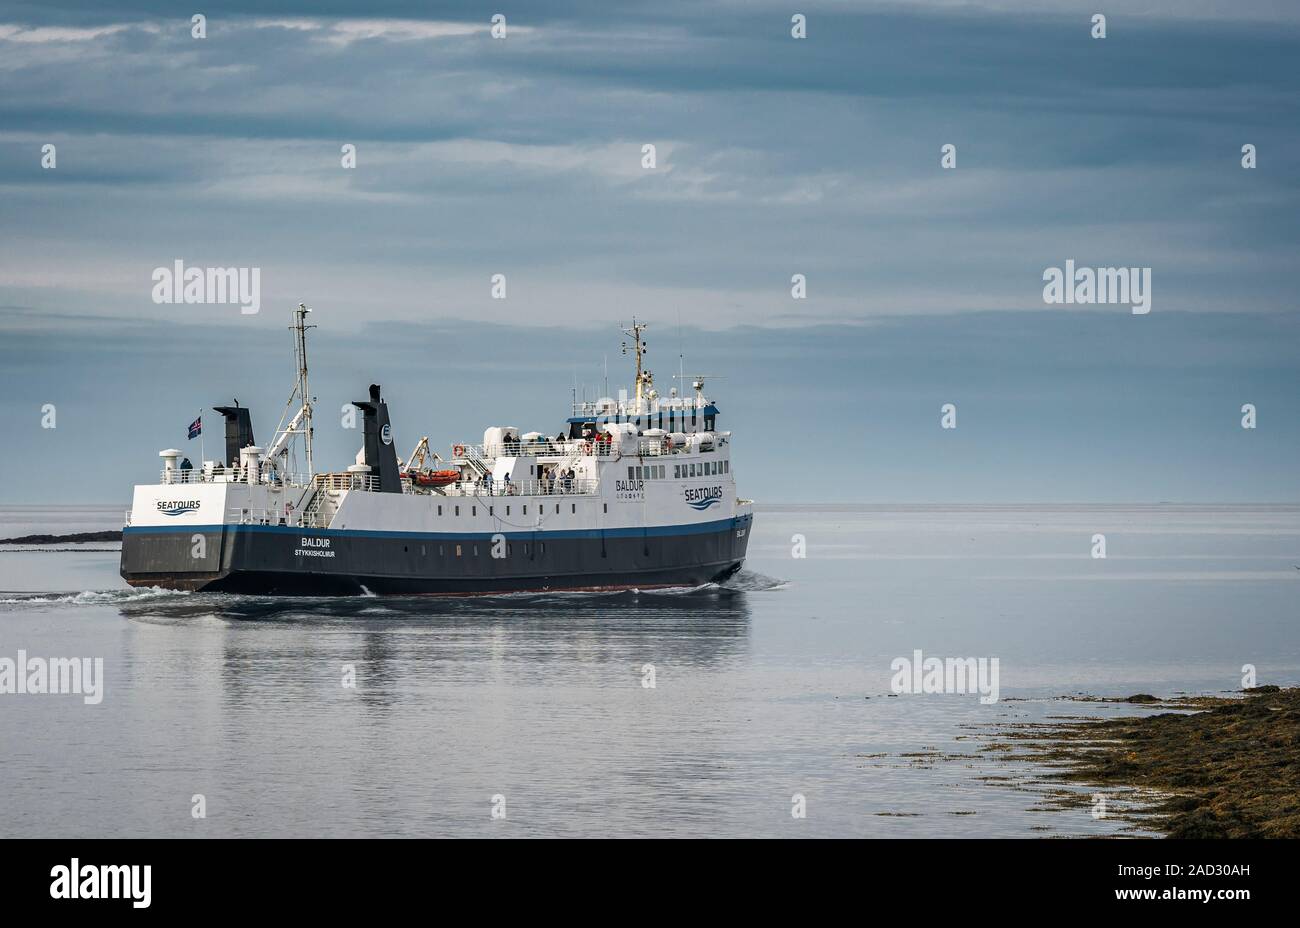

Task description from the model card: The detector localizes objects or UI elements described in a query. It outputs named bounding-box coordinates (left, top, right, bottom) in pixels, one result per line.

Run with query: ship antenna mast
left=292, top=303, right=316, bottom=476
left=621, top=318, right=650, bottom=408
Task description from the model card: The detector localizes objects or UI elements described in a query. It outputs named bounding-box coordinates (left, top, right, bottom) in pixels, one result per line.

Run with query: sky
left=0, top=1, right=1297, bottom=504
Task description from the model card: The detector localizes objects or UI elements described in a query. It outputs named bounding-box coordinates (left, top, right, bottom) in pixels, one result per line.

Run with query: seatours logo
left=156, top=500, right=201, bottom=516
left=684, top=486, right=723, bottom=510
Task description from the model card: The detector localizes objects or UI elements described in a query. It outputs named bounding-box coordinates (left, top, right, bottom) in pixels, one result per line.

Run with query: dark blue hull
left=121, top=514, right=753, bottom=596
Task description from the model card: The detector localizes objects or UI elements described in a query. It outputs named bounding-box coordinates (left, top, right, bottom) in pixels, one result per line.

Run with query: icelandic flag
left=187, top=416, right=202, bottom=440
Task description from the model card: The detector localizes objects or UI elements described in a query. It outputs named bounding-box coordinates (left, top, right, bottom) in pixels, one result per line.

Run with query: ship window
left=439, top=545, right=444, bottom=556
left=571, top=504, right=576, bottom=514
left=506, top=506, right=510, bottom=515
left=659, top=465, right=666, bottom=478
left=472, top=506, right=477, bottom=516
left=523, top=505, right=527, bottom=515
left=489, top=506, right=494, bottom=516
left=438, top=505, right=442, bottom=516
left=473, top=545, right=479, bottom=556
left=724, top=461, right=729, bottom=473
left=673, top=466, right=680, bottom=478
left=455, top=506, right=460, bottom=516
left=507, top=543, right=512, bottom=556
left=555, top=504, right=559, bottom=514
left=628, top=467, right=635, bottom=480
left=705, top=416, right=715, bottom=430
left=540, top=542, right=545, bottom=554
left=524, top=543, right=530, bottom=554
left=455, top=545, right=462, bottom=557
left=603, top=504, right=607, bottom=513
left=635, top=466, right=642, bottom=479
left=421, top=545, right=426, bottom=556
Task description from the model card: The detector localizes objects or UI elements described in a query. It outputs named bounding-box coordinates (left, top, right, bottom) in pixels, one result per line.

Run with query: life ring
left=452, top=444, right=465, bottom=457
left=583, top=441, right=593, bottom=454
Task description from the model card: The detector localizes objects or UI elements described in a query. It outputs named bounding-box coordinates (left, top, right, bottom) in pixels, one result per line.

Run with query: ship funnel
left=351, top=383, right=402, bottom=493
left=212, top=404, right=255, bottom=466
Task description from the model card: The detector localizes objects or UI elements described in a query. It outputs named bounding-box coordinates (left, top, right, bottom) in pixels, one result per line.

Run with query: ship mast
left=621, top=318, right=650, bottom=410
left=293, top=303, right=316, bottom=476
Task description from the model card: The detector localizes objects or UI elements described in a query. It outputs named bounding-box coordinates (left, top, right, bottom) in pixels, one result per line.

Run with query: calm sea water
left=1, top=503, right=1297, bottom=838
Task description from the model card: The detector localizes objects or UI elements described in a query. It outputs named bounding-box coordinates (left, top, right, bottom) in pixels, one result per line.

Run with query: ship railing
left=311, top=472, right=381, bottom=493
left=159, top=468, right=313, bottom=487
left=571, top=400, right=709, bottom=416
left=225, top=507, right=315, bottom=527
left=453, top=440, right=619, bottom=459
left=437, top=477, right=599, bottom=498
left=636, top=436, right=727, bottom=456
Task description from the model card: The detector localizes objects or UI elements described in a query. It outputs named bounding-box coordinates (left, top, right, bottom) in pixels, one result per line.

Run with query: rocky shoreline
left=986, top=686, right=1299, bottom=837
left=0, top=531, right=123, bottom=545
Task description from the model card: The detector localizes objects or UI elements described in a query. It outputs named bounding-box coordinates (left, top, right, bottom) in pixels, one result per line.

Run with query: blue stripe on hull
left=123, top=516, right=739, bottom=541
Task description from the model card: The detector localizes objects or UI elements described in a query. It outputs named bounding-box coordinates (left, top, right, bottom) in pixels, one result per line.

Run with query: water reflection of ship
left=119, top=582, right=759, bottom=710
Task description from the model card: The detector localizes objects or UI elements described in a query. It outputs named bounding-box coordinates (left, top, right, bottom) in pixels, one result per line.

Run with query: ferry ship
left=120, top=307, right=753, bottom=595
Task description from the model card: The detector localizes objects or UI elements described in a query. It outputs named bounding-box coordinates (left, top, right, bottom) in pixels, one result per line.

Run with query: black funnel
left=351, top=384, right=402, bottom=493
left=212, top=404, right=255, bottom=466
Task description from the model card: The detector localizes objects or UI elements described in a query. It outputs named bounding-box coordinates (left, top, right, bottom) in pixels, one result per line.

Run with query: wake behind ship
left=120, top=308, right=753, bottom=595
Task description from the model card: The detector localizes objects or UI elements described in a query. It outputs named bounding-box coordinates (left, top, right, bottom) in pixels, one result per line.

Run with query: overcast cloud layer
left=0, top=2, right=1296, bottom=502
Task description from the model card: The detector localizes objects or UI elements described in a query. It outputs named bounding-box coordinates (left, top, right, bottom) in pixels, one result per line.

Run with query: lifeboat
left=412, top=469, right=461, bottom=487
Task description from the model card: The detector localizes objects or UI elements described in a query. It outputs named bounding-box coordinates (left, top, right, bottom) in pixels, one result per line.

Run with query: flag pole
left=199, top=409, right=204, bottom=466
